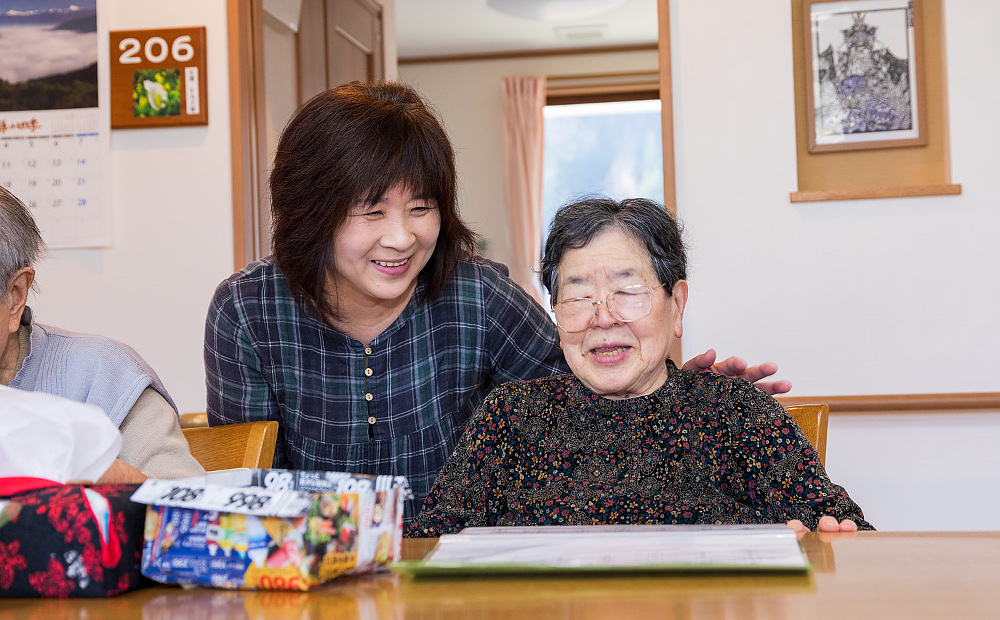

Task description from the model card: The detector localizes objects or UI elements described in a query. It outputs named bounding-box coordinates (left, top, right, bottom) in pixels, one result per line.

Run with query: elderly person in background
left=408, top=198, right=871, bottom=536
left=0, top=187, right=203, bottom=483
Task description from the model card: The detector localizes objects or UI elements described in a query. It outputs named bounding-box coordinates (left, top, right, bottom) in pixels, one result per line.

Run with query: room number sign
left=109, top=27, right=208, bottom=128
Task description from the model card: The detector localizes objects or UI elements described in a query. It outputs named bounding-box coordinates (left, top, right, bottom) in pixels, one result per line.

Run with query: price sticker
left=131, top=479, right=315, bottom=517
left=157, top=484, right=206, bottom=504
left=223, top=491, right=272, bottom=512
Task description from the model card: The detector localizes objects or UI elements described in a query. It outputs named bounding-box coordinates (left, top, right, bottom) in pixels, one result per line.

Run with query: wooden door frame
left=227, top=0, right=269, bottom=270
left=657, top=0, right=676, bottom=215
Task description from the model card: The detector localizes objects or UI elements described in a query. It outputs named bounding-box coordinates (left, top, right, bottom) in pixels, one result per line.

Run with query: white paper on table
left=423, top=524, right=808, bottom=570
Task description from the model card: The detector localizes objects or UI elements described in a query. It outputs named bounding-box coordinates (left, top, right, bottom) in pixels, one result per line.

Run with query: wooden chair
left=179, top=412, right=209, bottom=428
left=783, top=404, right=829, bottom=466
left=182, top=421, right=278, bottom=471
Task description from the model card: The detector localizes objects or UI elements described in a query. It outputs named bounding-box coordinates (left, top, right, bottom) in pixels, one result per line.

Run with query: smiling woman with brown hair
left=206, top=82, right=570, bottom=523
left=408, top=197, right=871, bottom=536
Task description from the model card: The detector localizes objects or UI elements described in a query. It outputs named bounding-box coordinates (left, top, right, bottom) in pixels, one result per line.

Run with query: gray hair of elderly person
left=0, top=187, right=45, bottom=297
left=539, top=197, right=687, bottom=304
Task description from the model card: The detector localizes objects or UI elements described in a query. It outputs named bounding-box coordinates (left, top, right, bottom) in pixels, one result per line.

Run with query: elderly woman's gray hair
left=540, top=197, right=687, bottom=303
left=0, top=187, right=45, bottom=296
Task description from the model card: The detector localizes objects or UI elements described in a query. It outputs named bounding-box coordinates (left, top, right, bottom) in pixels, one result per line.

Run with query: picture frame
left=803, top=0, right=926, bottom=152
left=109, top=27, right=208, bottom=129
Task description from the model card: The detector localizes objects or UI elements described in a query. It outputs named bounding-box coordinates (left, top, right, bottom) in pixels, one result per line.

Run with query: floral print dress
left=408, top=362, right=872, bottom=537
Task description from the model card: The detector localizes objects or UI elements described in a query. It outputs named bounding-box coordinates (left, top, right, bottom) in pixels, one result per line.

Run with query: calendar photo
left=0, top=1, right=98, bottom=112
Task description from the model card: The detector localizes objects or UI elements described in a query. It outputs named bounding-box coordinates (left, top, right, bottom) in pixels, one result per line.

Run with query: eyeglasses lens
left=554, top=287, right=652, bottom=333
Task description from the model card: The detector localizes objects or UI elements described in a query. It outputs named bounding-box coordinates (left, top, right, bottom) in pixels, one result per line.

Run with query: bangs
left=352, top=115, right=453, bottom=208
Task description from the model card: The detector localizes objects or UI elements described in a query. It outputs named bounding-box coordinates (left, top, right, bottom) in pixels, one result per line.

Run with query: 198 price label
left=225, top=491, right=271, bottom=511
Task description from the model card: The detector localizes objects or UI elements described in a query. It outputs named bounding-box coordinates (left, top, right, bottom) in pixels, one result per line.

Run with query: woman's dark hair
left=540, top=197, right=687, bottom=303
left=269, top=80, right=477, bottom=321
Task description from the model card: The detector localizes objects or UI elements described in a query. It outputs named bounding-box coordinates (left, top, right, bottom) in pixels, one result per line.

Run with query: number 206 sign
left=109, top=27, right=208, bottom=128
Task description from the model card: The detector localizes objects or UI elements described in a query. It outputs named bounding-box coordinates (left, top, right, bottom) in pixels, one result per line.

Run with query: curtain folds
left=500, top=75, right=547, bottom=305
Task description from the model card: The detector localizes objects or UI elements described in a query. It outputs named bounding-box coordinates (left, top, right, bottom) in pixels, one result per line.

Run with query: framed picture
left=803, top=0, right=926, bottom=152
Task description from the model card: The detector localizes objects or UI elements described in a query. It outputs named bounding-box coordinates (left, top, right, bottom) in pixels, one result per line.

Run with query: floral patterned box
left=131, top=470, right=409, bottom=590
left=0, top=484, right=147, bottom=598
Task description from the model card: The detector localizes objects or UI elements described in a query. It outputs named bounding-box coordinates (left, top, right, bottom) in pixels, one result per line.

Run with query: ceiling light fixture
left=486, top=0, right=629, bottom=21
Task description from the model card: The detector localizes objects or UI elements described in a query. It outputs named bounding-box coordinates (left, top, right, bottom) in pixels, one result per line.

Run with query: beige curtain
left=500, top=76, right=547, bottom=305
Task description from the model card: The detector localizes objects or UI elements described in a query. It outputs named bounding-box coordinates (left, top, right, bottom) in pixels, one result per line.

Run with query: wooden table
left=4, top=532, right=999, bottom=619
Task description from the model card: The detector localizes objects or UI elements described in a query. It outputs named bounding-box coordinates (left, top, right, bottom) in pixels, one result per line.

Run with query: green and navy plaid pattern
left=205, top=258, right=567, bottom=523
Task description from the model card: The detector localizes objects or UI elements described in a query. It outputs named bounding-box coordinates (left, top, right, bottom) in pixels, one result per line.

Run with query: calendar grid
left=0, top=108, right=111, bottom=249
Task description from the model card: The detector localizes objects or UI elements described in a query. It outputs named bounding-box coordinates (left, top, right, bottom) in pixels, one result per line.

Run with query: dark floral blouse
left=407, top=362, right=873, bottom=537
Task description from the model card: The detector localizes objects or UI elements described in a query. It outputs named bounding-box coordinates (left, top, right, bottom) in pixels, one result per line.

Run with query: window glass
left=541, top=99, right=664, bottom=243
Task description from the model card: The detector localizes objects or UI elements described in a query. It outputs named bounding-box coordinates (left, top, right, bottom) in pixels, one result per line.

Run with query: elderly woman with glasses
left=407, top=197, right=871, bottom=536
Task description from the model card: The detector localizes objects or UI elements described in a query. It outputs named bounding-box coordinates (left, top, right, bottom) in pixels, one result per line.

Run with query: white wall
left=673, top=0, right=999, bottom=398
left=400, top=4, right=1000, bottom=531
left=827, top=412, right=1000, bottom=531
left=29, top=1, right=235, bottom=414
left=669, top=0, right=1000, bottom=530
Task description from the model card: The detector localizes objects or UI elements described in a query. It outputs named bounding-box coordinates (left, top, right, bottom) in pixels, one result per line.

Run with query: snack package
left=131, top=470, right=410, bottom=590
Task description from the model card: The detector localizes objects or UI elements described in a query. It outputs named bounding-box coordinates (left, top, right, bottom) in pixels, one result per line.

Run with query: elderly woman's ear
left=670, top=280, right=688, bottom=339
left=4, top=267, right=33, bottom=336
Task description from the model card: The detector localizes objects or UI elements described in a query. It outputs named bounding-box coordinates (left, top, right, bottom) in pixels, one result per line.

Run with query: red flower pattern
left=28, top=557, right=75, bottom=598
left=0, top=539, right=29, bottom=588
left=2, top=484, right=145, bottom=597
left=17, top=485, right=94, bottom=547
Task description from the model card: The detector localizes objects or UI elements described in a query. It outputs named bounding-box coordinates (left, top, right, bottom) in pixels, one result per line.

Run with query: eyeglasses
left=551, top=283, right=665, bottom=333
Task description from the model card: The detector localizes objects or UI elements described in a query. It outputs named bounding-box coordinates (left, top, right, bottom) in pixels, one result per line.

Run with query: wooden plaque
left=109, top=27, right=208, bottom=129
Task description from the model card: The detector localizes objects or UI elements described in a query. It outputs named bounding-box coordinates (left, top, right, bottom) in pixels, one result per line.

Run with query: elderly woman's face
left=555, top=228, right=687, bottom=399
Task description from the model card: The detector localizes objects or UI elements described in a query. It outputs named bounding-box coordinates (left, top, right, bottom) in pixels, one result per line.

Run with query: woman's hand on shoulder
left=682, top=348, right=792, bottom=395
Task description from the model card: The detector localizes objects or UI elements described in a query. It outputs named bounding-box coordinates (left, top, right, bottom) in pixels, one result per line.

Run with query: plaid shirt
left=205, top=258, right=568, bottom=522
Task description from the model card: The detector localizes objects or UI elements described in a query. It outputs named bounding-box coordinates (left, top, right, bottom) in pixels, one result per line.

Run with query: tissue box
left=130, top=470, right=409, bottom=591
left=0, top=483, right=148, bottom=598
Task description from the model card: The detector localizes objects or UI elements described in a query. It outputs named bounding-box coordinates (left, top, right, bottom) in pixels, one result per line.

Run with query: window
left=541, top=99, right=664, bottom=243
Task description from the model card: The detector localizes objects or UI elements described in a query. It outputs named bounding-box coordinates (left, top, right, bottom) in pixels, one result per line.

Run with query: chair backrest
left=783, top=404, right=829, bottom=466
left=179, top=412, right=209, bottom=428
left=182, top=421, right=279, bottom=471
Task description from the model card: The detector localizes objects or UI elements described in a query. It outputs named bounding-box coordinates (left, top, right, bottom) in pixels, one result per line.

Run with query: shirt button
left=365, top=347, right=373, bottom=355
left=365, top=368, right=373, bottom=377
left=368, top=416, right=377, bottom=425
left=365, top=393, right=373, bottom=401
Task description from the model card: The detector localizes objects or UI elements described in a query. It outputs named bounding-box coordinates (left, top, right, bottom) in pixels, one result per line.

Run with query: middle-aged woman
left=407, top=198, right=872, bottom=535
left=205, top=81, right=791, bottom=523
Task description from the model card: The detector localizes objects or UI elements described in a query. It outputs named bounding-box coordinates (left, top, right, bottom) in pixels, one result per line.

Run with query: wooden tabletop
left=4, top=532, right=999, bottom=619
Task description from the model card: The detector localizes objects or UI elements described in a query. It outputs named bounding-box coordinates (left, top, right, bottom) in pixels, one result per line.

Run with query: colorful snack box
left=130, top=470, right=410, bottom=590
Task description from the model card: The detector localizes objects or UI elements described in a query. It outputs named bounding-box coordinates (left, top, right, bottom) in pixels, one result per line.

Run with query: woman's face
left=555, top=228, right=687, bottom=399
left=328, top=184, right=441, bottom=316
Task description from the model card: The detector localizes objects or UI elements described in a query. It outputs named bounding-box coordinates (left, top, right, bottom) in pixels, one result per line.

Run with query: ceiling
left=394, top=0, right=658, bottom=59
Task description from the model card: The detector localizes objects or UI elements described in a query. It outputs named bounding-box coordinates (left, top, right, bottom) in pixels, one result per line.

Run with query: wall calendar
left=0, top=1, right=111, bottom=249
